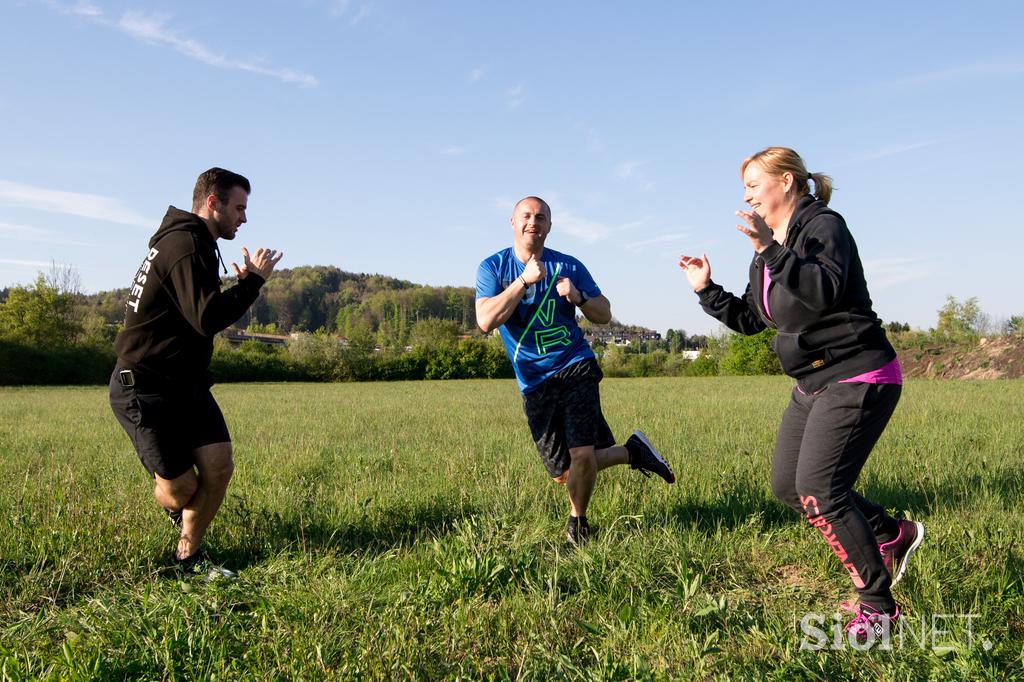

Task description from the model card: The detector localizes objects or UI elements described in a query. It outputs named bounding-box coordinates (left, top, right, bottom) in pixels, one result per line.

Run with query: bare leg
left=594, top=445, right=628, bottom=471
left=566, top=445, right=597, bottom=517
left=175, top=442, right=234, bottom=560
left=153, top=470, right=198, bottom=518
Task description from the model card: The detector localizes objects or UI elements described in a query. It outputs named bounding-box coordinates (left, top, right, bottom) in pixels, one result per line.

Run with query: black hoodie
left=697, top=196, right=894, bottom=393
left=113, top=206, right=265, bottom=386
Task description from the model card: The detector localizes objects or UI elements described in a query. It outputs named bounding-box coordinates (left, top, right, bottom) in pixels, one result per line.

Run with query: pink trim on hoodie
left=839, top=356, right=903, bottom=385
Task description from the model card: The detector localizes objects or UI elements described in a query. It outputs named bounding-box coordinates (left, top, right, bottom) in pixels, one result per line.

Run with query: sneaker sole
left=204, top=566, right=238, bottom=582
left=891, top=522, right=925, bottom=586
left=632, top=430, right=675, bottom=484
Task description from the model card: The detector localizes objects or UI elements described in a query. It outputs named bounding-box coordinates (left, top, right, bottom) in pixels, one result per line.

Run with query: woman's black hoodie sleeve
left=696, top=281, right=767, bottom=335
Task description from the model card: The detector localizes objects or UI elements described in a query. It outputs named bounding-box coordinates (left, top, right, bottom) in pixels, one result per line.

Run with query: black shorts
left=108, top=368, right=231, bottom=480
left=522, top=358, right=615, bottom=479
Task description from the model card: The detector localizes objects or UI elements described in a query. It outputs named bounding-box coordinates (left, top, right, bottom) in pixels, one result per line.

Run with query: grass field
left=1, top=377, right=1022, bottom=680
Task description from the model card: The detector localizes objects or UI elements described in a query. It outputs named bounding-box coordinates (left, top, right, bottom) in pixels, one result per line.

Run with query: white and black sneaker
left=174, top=552, right=237, bottom=582
left=625, top=431, right=675, bottom=484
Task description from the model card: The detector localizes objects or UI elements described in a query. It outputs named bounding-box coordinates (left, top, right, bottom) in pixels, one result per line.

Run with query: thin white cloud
left=43, top=0, right=102, bottom=17
left=0, top=257, right=67, bottom=269
left=468, top=67, right=485, bottom=84
left=863, top=256, right=933, bottom=290
left=44, top=3, right=318, bottom=88
left=330, top=0, right=371, bottom=26
left=116, top=12, right=319, bottom=87
left=626, top=232, right=689, bottom=252
left=842, top=139, right=944, bottom=165
left=69, top=0, right=102, bottom=17
left=616, top=160, right=641, bottom=180
left=234, top=59, right=320, bottom=87
left=617, top=218, right=652, bottom=233
left=348, top=3, right=372, bottom=26
left=0, top=221, right=87, bottom=246
left=0, top=180, right=154, bottom=228
left=505, top=84, right=526, bottom=109
left=883, top=59, right=1024, bottom=89
left=441, top=146, right=465, bottom=157
left=615, top=160, right=656, bottom=190
left=551, top=207, right=611, bottom=244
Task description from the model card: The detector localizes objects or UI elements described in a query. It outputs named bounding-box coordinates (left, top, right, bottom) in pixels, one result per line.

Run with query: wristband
left=576, top=292, right=589, bottom=307
left=518, top=276, right=528, bottom=289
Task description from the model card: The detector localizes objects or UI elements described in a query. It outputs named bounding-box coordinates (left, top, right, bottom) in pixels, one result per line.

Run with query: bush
left=287, top=332, right=347, bottom=381
left=719, top=329, right=781, bottom=376
left=684, top=353, right=719, bottom=376
left=0, top=340, right=115, bottom=385
left=211, top=341, right=309, bottom=382
left=372, top=351, right=428, bottom=381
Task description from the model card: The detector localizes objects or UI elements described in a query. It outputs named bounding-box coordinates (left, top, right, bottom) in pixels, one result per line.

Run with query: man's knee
left=155, top=469, right=198, bottom=509
left=568, top=445, right=596, bottom=464
left=564, top=447, right=596, bottom=482
left=195, top=442, right=234, bottom=486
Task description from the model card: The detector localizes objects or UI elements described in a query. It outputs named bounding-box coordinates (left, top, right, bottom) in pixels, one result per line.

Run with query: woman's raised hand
left=678, top=254, right=712, bottom=292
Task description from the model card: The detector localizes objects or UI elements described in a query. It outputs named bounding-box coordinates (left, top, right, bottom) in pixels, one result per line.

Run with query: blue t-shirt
left=476, top=247, right=601, bottom=394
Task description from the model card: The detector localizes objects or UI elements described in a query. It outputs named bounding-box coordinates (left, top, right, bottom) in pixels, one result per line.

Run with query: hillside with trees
left=2, top=264, right=1022, bottom=384
left=79, top=265, right=478, bottom=346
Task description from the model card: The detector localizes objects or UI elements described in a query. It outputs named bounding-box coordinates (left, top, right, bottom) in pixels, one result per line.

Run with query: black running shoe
left=174, top=552, right=237, bottom=581
left=566, top=515, right=590, bottom=547
left=166, top=508, right=183, bottom=530
left=625, top=431, right=675, bottom=483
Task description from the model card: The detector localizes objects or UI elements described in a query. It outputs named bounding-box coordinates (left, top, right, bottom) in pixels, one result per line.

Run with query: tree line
left=1, top=263, right=1020, bottom=385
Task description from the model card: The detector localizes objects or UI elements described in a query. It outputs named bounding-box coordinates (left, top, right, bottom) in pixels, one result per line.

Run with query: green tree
left=409, top=318, right=460, bottom=349
left=0, top=275, right=81, bottom=346
left=665, top=329, right=686, bottom=353
left=719, top=329, right=781, bottom=376
left=287, top=331, right=345, bottom=381
left=936, top=296, right=985, bottom=339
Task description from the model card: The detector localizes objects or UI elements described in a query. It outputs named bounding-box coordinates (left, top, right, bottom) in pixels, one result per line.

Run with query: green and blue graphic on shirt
left=476, top=247, right=601, bottom=394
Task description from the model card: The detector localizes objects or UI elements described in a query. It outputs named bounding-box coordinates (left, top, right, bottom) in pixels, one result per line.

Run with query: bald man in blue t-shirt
left=475, top=196, right=676, bottom=546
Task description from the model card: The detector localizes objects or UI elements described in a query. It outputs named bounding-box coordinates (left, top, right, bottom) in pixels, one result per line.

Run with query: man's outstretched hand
left=233, top=247, right=284, bottom=280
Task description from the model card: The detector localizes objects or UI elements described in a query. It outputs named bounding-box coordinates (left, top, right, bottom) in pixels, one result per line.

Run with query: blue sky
left=2, top=1, right=1021, bottom=335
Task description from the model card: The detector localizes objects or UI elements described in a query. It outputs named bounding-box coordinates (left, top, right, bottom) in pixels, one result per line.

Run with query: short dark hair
left=192, top=168, right=251, bottom=212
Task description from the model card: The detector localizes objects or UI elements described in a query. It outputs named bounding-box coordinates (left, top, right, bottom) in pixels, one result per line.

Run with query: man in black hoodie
left=109, top=167, right=283, bottom=578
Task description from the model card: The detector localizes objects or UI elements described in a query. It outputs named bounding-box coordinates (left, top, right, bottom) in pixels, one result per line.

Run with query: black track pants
left=770, top=381, right=902, bottom=610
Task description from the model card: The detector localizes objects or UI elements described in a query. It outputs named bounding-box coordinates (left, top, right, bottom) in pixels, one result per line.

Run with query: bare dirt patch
left=897, top=336, right=1024, bottom=380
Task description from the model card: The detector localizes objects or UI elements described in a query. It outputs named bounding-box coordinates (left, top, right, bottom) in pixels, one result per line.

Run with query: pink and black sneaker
left=845, top=602, right=900, bottom=645
left=879, top=519, right=925, bottom=586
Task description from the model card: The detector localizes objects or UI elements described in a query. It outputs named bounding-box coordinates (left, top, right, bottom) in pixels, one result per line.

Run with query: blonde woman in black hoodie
left=679, top=147, right=924, bottom=643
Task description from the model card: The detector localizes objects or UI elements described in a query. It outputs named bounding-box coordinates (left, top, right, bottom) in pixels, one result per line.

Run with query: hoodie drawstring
left=215, top=243, right=228, bottom=275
